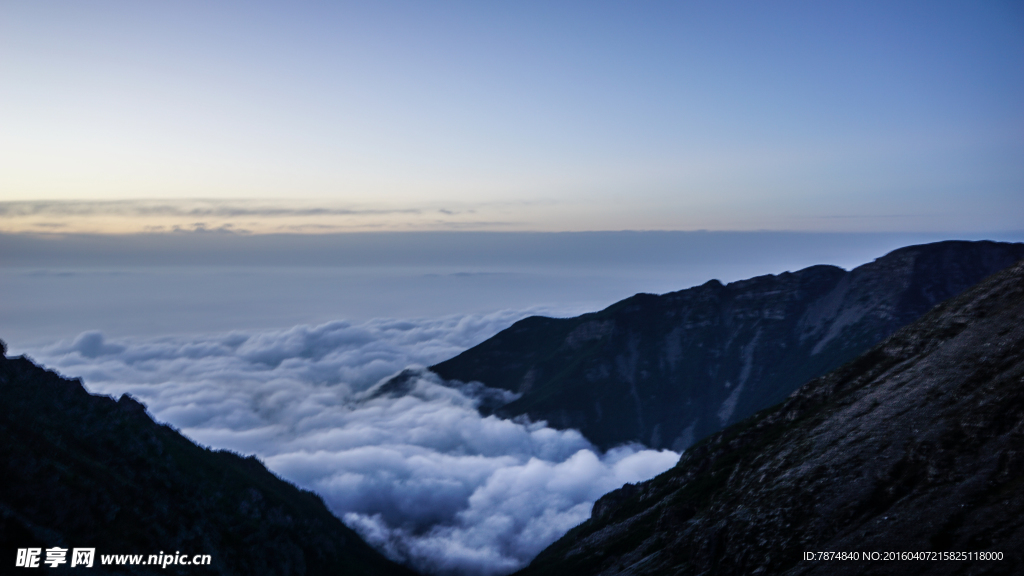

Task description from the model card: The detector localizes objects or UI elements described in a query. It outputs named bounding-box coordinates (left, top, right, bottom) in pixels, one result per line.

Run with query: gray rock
left=431, top=240, right=1024, bottom=451
left=517, top=257, right=1024, bottom=576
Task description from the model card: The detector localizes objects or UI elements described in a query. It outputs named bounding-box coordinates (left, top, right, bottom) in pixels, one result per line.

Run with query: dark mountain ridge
left=431, top=240, right=1024, bottom=451
left=0, top=347, right=418, bottom=576
left=515, top=256, right=1024, bottom=576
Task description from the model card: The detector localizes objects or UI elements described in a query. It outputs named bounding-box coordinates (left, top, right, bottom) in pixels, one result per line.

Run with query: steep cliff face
left=0, top=351, right=418, bottom=576
left=431, top=241, right=1024, bottom=450
left=516, top=258, right=1024, bottom=576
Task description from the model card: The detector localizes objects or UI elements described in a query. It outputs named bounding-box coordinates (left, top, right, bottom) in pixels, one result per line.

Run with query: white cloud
left=25, top=311, right=679, bottom=576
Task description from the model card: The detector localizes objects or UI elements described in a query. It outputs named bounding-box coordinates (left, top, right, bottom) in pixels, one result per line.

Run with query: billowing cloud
left=0, top=199, right=520, bottom=234
left=0, top=199, right=422, bottom=219
left=25, top=312, right=679, bottom=576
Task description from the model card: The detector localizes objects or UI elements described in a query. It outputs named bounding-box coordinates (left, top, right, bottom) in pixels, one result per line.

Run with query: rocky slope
left=0, top=347, right=418, bottom=576
left=515, top=257, right=1024, bottom=576
left=431, top=240, right=1024, bottom=450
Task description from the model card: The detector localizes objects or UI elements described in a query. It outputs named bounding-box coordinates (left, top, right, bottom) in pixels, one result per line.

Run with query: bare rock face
left=0, top=351, right=418, bottom=576
left=516, top=258, right=1024, bottom=576
left=431, top=240, right=1024, bottom=451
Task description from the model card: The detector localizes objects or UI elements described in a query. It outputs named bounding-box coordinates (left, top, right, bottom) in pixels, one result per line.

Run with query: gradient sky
left=2, top=1, right=1022, bottom=233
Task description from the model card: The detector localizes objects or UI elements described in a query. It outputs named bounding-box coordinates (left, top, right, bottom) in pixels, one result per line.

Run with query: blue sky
left=2, top=1, right=1022, bottom=232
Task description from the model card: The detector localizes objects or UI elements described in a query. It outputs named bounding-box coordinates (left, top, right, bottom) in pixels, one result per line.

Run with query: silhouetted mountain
left=515, top=257, right=1024, bottom=576
left=431, top=241, right=1024, bottom=450
left=0, top=348, right=418, bottom=576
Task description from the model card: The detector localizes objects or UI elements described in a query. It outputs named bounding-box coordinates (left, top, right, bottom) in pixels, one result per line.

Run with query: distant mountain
left=515, top=255, right=1024, bottom=576
left=431, top=240, right=1024, bottom=451
left=0, top=348, right=417, bottom=576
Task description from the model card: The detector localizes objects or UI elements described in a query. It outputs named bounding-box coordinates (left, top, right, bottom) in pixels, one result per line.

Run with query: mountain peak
left=515, top=257, right=1024, bottom=576
left=431, top=240, right=1024, bottom=450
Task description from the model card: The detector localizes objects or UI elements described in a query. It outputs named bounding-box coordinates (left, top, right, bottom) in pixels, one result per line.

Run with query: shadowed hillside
left=516, top=258, right=1024, bottom=576
left=0, top=346, right=418, bottom=576
left=432, top=241, right=1024, bottom=450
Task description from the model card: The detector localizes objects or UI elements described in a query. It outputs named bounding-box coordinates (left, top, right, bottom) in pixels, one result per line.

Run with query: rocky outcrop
left=431, top=241, right=1024, bottom=450
left=516, top=258, right=1024, bottom=576
left=0, top=349, right=418, bottom=576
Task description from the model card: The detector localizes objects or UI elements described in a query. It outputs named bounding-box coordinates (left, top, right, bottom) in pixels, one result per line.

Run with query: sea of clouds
left=24, top=310, right=679, bottom=576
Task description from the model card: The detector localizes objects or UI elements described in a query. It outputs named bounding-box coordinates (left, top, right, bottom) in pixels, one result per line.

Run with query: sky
left=2, top=1, right=1023, bottom=233
left=8, top=230, right=1021, bottom=345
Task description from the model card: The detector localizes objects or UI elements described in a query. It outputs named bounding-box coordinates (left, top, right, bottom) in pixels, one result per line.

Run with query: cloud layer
left=0, top=199, right=520, bottom=234
left=25, top=313, right=679, bottom=576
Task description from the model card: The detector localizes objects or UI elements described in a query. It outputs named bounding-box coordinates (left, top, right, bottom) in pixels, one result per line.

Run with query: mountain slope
left=431, top=240, right=1024, bottom=450
left=516, top=257, right=1024, bottom=576
left=0, top=349, right=418, bottom=576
